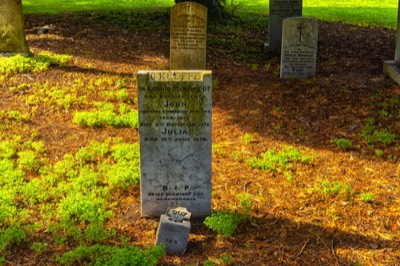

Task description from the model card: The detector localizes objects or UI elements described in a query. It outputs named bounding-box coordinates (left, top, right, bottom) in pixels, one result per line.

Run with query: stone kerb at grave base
left=170, top=2, right=207, bottom=70
left=383, top=61, right=400, bottom=86
left=266, top=0, right=303, bottom=53
left=280, top=17, right=318, bottom=79
left=383, top=1, right=400, bottom=86
left=137, top=70, right=212, bottom=218
left=0, top=52, right=30, bottom=57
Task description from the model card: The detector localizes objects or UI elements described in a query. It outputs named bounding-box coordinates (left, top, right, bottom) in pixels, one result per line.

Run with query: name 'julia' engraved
left=161, top=128, right=188, bottom=135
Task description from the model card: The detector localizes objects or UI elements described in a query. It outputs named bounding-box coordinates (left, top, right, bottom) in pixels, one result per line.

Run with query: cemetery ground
left=1, top=10, right=400, bottom=266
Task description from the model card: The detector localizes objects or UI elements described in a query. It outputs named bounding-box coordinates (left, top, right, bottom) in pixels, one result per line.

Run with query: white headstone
left=280, top=17, right=319, bottom=78
left=137, top=70, right=212, bottom=218
left=267, top=0, right=302, bottom=53
left=383, top=0, right=400, bottom=85
left=170, top=2, right=207, bottom=70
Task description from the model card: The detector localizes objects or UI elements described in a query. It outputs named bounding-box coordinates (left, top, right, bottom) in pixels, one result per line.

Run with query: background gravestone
left=280, top=17, right=318, bottom=78
left=383, top=0, right=400, bottom=85
left=170, top=2, right=207, bottom=70
left=267, top=0, right=302, bottom=53
left=0, top=0, right=29, bottom=55
left=137, top=70, right=212, bottom=218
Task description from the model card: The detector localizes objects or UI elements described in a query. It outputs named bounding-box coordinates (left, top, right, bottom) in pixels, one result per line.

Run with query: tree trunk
left=0, top=0, right=29, bottom=55
left=174, top=0, right=224, bottom=15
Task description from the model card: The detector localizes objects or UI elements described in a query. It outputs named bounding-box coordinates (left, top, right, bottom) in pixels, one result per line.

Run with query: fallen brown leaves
left=1, top=13, right=399, bottom=265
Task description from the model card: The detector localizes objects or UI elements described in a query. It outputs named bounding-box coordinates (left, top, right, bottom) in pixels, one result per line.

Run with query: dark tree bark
left=0, top=0, right=29, bottom=54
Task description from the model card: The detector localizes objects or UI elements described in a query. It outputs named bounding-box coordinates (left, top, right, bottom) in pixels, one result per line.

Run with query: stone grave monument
left=267, top=0, right=303, bottom=53
left=383, top=0, right=400, bottom=86
left=137, top=70, right=212, bottom=218
left=280, top=17, right=319, bottom=78
left=0, top=0, right=30, bottom=55
left=155, top=207, right=191, bottom=255
left=170, top=2, right=207, bottom=70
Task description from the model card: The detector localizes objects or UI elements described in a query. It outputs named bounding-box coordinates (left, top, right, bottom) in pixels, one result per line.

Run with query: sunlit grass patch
left=73, top=103, right=138, bottom=128
left=308, top=180, right=354, bottom=201
left=0, top=52, right=71, bottom=75
left=204, top=193, right=253, bottom=237
left=246, top=145, right=316, bottom=181
left=57, top=244, right=165, bottom=266
left=0, top=138, right=142, bottom=259
left=360, top=192, right=374, bottom=203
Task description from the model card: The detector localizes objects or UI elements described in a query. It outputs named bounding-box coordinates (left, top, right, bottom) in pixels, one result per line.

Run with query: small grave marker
left=280, top=17, right=318, bottom=78
left=267, top=0, right=303, bottom=53
left=155, top=207, right=191, bottom=255
left=170, top=2, right=207, bottom=70
left=137, top=70, right=212, bottom=218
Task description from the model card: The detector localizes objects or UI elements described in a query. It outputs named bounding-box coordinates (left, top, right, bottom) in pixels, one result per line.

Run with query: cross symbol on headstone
left=297, top=22, right=305, bottom=42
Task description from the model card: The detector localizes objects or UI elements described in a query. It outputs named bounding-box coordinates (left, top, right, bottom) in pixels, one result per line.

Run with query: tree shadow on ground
left=19, top=11, right=400, bottom=266
left=185, top=214, right=400, bottom=265
left=25, top=13, right=399, bottom=159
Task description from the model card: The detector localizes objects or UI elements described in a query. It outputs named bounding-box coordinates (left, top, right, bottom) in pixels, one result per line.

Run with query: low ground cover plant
left=0, top=138, right=149, bottom=264
left=246, top=145, right=316, bottom=181
left=204, top=193, right=253, bottom=237
left=0, top=52, right=71, bottom=75
left=1, top=2, right=399, bottom=264
left=332, top=138, right=353, bottom=151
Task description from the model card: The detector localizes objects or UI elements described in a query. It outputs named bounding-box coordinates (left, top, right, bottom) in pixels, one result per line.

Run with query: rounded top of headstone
left=166, top=206, right=191, bottom=222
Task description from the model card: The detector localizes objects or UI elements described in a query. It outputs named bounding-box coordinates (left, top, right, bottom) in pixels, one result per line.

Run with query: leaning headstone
left=155, top=207, right=191, bottom=255
left=170, top=2, right=207, bottom=70
left=280, top=17, right=319, bottom=78
left=267, top=0, right=303, bottom=53
left=0, top=0, right=30, bottom=55
left=137, top=70, right=212, bottom=218
left=383, top=0, right=400, bottom=85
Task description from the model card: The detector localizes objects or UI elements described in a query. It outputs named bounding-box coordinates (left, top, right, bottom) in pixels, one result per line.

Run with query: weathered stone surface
left=170, top=2, right=207, bottom=70
left=280, top=17, right=318, bottom=78
left=267, top=0, right=302, bottom=53
left=383, top=0, right=400, bottom=86
left=0, top=0, right=29, bottom=54
left=166, top=206, right=191, bottom=222
left=137, top=70, right=212, bottom=218
left=155, top=214, right=191, bottom=255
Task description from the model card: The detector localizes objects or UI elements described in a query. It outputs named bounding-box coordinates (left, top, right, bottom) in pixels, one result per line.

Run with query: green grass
left=246, top=145, right=316, bottom=181
left=332, top=138, right=353, bottom=151
left=0, top=52, right=71, bottom=76
left=22, top=0, right=175, bottom=14
left=22, top=0, right=398, bottom=28
left=204, top=193, right=253, bottom=237
left=241, top=0, right=397, bottom=28
left=0, top=138, right=150, bottom=264
left=308, top=180, right=353, bottom=201
left=57, top=244, right=165, bottom=266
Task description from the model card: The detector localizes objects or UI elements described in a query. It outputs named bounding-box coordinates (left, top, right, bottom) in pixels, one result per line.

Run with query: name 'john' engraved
left=164, top=101, right=186, bottom=108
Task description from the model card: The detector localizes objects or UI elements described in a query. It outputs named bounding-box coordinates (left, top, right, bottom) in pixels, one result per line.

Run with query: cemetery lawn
left=1, top=11, right=400, bottom=265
